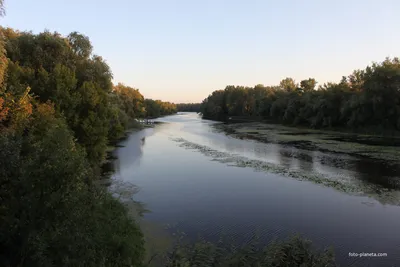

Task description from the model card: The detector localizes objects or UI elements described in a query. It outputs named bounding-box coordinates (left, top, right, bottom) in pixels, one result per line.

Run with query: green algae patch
left=171, top=137, right=400, bottom=206
left=215, top=123, right=400, bottom=162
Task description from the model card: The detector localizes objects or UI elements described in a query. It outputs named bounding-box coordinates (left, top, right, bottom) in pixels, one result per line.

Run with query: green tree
left=176, top=103, right=201, bottom=112
left=113, top=83, right=146, bottom=119
left=300, top=78, right=317, bottom=92
left=0, top=102, right=145, bottom=267
left=280, top=77, right=297, bottom=92
left=1, top=29, right=115, bottom=167
left=68, top=31, right=93, bottom=58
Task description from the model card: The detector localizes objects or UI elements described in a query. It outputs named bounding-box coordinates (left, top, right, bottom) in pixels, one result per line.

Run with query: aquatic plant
left=165, top=235, right=336, bottom=267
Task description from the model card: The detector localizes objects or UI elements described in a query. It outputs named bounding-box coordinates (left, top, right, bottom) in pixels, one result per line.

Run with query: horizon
left=2, top=0, right=400, bottom=103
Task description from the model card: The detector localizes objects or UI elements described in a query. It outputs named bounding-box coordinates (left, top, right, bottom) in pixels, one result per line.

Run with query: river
left=111, top=112, right=400, bottom=267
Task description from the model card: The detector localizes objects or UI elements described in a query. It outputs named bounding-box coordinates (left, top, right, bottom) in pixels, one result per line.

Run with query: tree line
left=144, top=99, right=177, bottom=118
left=176, top=103, right=201, bottom=112
left=200, top=58, right=400, bottom=134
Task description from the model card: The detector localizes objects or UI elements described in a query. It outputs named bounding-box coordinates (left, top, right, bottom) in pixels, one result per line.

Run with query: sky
left=1, top=0, right=400, bottom=103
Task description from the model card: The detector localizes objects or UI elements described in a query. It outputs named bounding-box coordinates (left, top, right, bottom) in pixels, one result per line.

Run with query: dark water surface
left=112, top=113, right=400, bottom=267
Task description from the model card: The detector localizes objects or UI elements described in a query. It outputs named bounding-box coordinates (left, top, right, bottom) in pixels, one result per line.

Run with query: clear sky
left=2, top=0, right=400, bottom=103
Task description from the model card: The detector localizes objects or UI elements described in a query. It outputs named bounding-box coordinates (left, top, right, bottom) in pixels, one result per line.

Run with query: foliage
left=144, top=99, right=177, bottom=118
left=1, top=27, right=178, bottom=168
left=0, top=100, right=144, bottom=267
left=200, top=58, right=400, bottom=134
left=0, top=6, right=164, bottom=265
left=113, top=83, right=146, bottom=119
left=176, top=103, right=201, bottom=112
left=0, top=96, right=8, bottom=121
left=166, top=235, right=336, bottom=267
left=1, top=28, right=110, bottom=167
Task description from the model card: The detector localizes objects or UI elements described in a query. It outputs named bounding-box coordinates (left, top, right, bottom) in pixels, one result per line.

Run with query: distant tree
left=300, top=78, right=317, bottom=92
left=348, top=69, right=365, bottom=92
left=176, top=103, right=201, bottom=112
left=144, top=98, right=177, bottom=118
left=280, top=77, right=297, bottom=92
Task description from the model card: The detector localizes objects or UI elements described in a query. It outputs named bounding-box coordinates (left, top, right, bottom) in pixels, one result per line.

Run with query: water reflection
left=207, top=120, right=400, bottom=191
left=113, top=113, right=400, bottom=267
left=353, top=159, right=400, bottom=189
left=113, top=129, right=151, bottom=178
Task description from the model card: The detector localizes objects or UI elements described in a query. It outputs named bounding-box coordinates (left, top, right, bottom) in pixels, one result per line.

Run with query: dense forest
left=200, top=59, right=400, bottom=134
left=176, top=103, right=201, bottom=112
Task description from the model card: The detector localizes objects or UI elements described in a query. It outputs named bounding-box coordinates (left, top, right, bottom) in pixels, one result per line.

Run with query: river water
left=111, top=112, right=400, bottom=267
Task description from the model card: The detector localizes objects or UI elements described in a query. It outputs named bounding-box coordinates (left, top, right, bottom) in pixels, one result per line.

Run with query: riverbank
left=215, top=121, right=400, bottom=162
left=100, top=119, right=177, bottom=265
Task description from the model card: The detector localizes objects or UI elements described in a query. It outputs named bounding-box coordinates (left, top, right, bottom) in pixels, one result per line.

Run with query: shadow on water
left=216, top=123, right=400, bottom=192
left=279, top=131, right=315, bottom=136
left=328, top=135, right=400, bottom=146
left=279, top=140, right=318, bottom=150
left=100, top=128, right=152, bottom=187
left=286, top=143, right=400, bottom=190
left=112, top=129, right=152, bottom=175
left=353, top=159, right=400, bottom=190
left=273, top=145, right=400, bottom=189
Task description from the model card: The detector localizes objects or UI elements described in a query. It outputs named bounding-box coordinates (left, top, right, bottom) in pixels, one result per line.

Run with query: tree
left=68, top=32, right=93, bottom=58
left=176, top=103, right=201, bottom=112
left=144, top=99, right=177, bottom=118
left=280, top=77, right=297, bottom=92
left=113, top=83, right=145, bottom=119
left=300, top=78, right=317, bottom=92
left=1, top=29, right=115, bottom=167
